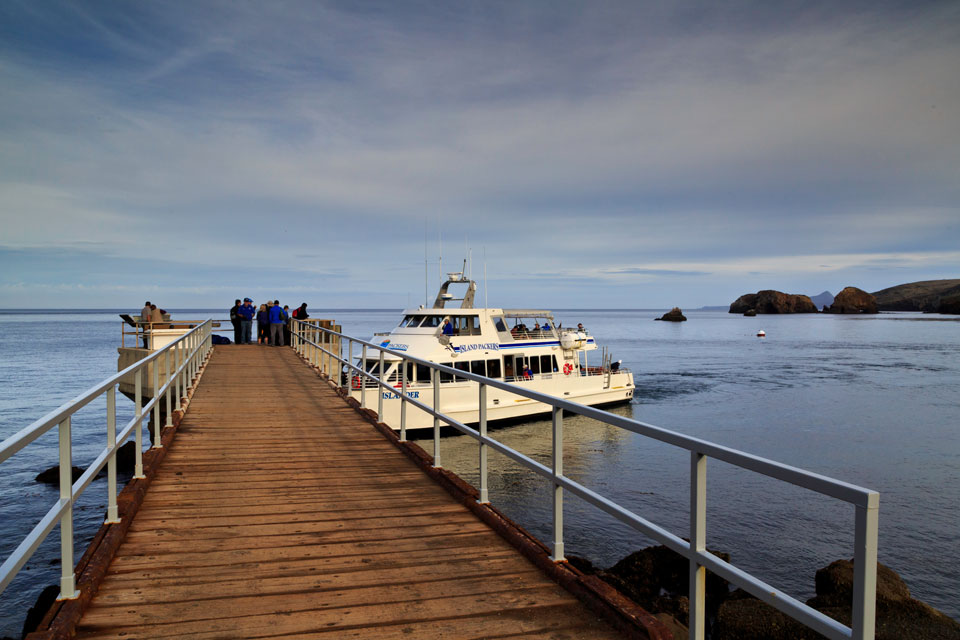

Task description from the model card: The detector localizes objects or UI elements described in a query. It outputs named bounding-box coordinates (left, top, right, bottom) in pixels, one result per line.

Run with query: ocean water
left=0, top=308, right=957, bottom=635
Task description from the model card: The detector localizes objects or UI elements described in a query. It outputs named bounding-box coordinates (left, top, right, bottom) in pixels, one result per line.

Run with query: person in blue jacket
left=238, top=298, right=256, bottom=344
left=269, top=299, right=287, bottom=346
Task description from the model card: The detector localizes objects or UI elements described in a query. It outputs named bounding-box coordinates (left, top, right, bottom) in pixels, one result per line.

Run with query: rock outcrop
left=823, top=287, right=878, bottom=314
left=656, top=307, right=687, bottom=322
left=714, top=559, right=960, bottom=640
left=35, top=465, right=84, bottom=485
left=872, top=279, right=960, bottom=312
left=729, top=290, right=819, bottom=314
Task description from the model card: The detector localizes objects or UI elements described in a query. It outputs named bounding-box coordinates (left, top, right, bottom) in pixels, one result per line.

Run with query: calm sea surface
left=0, top=308, right=958, bottom=634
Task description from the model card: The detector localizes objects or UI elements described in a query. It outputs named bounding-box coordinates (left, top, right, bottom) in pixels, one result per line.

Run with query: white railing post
left=377, top=350, right=385, bottom=422
left=105, top=386, right=119, bottom=524
left=360, top=344, right=367, bottom=409
left=852, top=494, right=879, bottom=640
left=432, top=367, right=441, bottom=468
left=550, top=406, right=564, bottom=561
left=164, top=348, right=173, bottom=428
left=134, top=367, right=144, bottom=479
left=57, top=417, right=78, bottom=600
left=690, top=451, right=707, bottom=640
left=478, top=383, right=489, bottom=503
left=400, top=361, right=407, bottom=441
left=174, top=341, right=182, bottom=410
left=337, top=338, right=353, bottom=393
left=152, top=353, right=162, bottom=448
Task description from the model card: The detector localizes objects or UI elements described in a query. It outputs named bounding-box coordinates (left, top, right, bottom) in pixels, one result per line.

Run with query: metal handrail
left=0, top=320, right=214, bottom=601
left=291, top=319, right=878, bottom=640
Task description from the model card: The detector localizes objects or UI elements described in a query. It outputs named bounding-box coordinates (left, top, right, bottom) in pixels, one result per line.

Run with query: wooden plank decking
left=74, top=346, right=626, bottom=639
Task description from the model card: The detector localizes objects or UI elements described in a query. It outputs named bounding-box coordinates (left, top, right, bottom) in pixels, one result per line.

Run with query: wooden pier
left=43, top=346, right=649, bottom=639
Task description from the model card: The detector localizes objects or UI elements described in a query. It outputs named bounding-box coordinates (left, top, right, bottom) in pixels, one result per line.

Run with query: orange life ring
left=351, top=375, right=361, bottom=389
left=563, top=363, right=573, bottom=376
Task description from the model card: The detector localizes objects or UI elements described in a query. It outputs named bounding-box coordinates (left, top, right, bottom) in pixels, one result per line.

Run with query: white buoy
left=757, top=330, right=766, bottom=337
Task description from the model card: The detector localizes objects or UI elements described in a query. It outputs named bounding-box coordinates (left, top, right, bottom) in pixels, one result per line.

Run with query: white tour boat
left=349, top=272, right=634, bottom=430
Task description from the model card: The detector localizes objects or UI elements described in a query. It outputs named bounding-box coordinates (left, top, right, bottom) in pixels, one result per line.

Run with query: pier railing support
left=689, top=452, right=707, bottom=640
left=134, top=368, right=144, bottom=479
left=377, top=350, right=385, bottom=423
left=853, top=495, right=879, bottom=640
left=550, top=406, right=564, bottom=562
left=152, top=354, right=162, bottom=448
left=57, top=417, right=77, bottom=600
left=164, top=350, right=173, bottom=428
left=360, top=344, right=367, bottom=410
left=432, top=368, right=441, bottom=468
left=400, top=365, right=407, bottom=441
left=105, top=386, right=119, bottom=524
left=478, top=383, right=488, bottom=503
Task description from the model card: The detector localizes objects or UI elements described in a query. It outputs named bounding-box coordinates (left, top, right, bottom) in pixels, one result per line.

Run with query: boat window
left=487, top=359, right=502, bottom=378
left=470, top=360, right=486, bottom=376
left=494, top=316, right=507, bottom=332
left=361, top=359, right=380, bottom=376
left=438, top=362, right=454, bottom=383
left=541, top=355, right=556, bottom=372
left=385, top=364, right=399, bottom=382
left=415, top=363, right=431, bottom=383
left=504, top=358, right=515, bottom=379
left=401, top=315, right=425, bottom=327
left=422, top=316, right=443, bottom=328
left=452, top=316, right=480, bottom=336
left=453, top=361, right=470, bottom=381
left=530, top=356, right=540, bottom=374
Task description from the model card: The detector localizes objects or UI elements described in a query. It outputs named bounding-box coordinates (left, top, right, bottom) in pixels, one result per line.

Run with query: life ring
left=563, top=363, right=573, bottom=376
left=351, top=375, right=361, bottom=389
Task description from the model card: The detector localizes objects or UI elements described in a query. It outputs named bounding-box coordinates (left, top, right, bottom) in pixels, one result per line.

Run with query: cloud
left=0, top=1, right=958, bottom=307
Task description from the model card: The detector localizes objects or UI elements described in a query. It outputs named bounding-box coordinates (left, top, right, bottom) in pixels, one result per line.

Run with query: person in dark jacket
left=238, top=298, right=256, bottom=344
left=283, top=305, right=292, bottom=346
left=293, top=303, right=309, bottom=320
left=256, top=304, right=269, bottom=344
left=268, top=300, right=287, bottom=346
left=229, top=299, right=242, bottom=344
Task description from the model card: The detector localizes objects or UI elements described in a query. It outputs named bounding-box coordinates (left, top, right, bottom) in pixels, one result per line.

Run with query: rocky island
left=823, top=287, right=878, bottom=314
left=729, top=290, right=818, bottom=315
left=872, top=279, right=960, bottom=314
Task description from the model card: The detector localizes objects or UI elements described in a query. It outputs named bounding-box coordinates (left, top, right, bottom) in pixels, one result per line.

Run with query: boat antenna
left=424, top=219, right=428, bottom=307
left=483, top=246, right=488, bottom=309
left=438, top=224, right=442, bottom=288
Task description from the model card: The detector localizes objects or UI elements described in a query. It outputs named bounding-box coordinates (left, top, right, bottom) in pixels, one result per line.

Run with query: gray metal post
left=360, top=344, right=367, bottom=409
left=377, top=350, right=385, bottom=422
left=152, top=355, right=162, bottom=448
left=852, top=494, right=879, bottom=640
left=689, top=452, right=707, bottom=640
left=432, top=368, right=441, bottom=468
left=57, top=417, right=77, bottom=600
left=400, top=363, right=407, bottom=441
left=174, top=341, right=181, bottom=410
left=164, top=349, right=173, bottom=428
left=105, top=386, right=119, bottom=523
left=550, top=406, right=564, bottom=561
left=478, top=383, right=489, bottom=503
left=134, top=368, right=144, bottom=479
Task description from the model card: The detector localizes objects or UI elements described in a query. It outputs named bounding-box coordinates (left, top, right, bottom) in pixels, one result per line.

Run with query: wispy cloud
left=0, top=1, right=957, bottom=307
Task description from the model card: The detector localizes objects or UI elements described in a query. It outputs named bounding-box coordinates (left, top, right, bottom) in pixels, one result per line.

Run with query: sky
left=1, top=0, right=958, bottom=309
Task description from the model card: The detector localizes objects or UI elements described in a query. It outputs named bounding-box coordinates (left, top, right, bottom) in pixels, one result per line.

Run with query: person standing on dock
left=238, top=298, right=256, bottom=344
left=257, top=303, right=269, bottom=344
left=140, top=301, right=152, bottom=347
left=293, top=303, right=309, bottom=320
left=229, top=299, right=242, bottom=344
left=269, top=300, right=287, bottom=346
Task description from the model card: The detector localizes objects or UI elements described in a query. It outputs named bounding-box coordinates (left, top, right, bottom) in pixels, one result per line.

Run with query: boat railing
left=291, top=319, right=879, bottom=640
left=508, top=329, right=557, bottom=341
left=0, top=321, right=213, bottom=601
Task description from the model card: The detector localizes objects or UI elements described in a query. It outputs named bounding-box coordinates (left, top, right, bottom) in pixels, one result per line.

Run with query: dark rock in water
left=743, top=309, right=757, bottom=316
left=714, top=591, right=819, bottom=640
left=656, top=307, right=687, bottom=322
left=115, top=440, right=138, bottom=474
left=598, top=545, right=730, bottom=627
left=35, top=465, right=84, bottom=485
left=823, top=286, right=878, bottom=314
left=716, top=560, right=960, bottom=640
left=21, top=584, right=59, bottom=638
left=565, top=554, right=596, bottom=575
left=729, top=290, right=818, bottom=314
